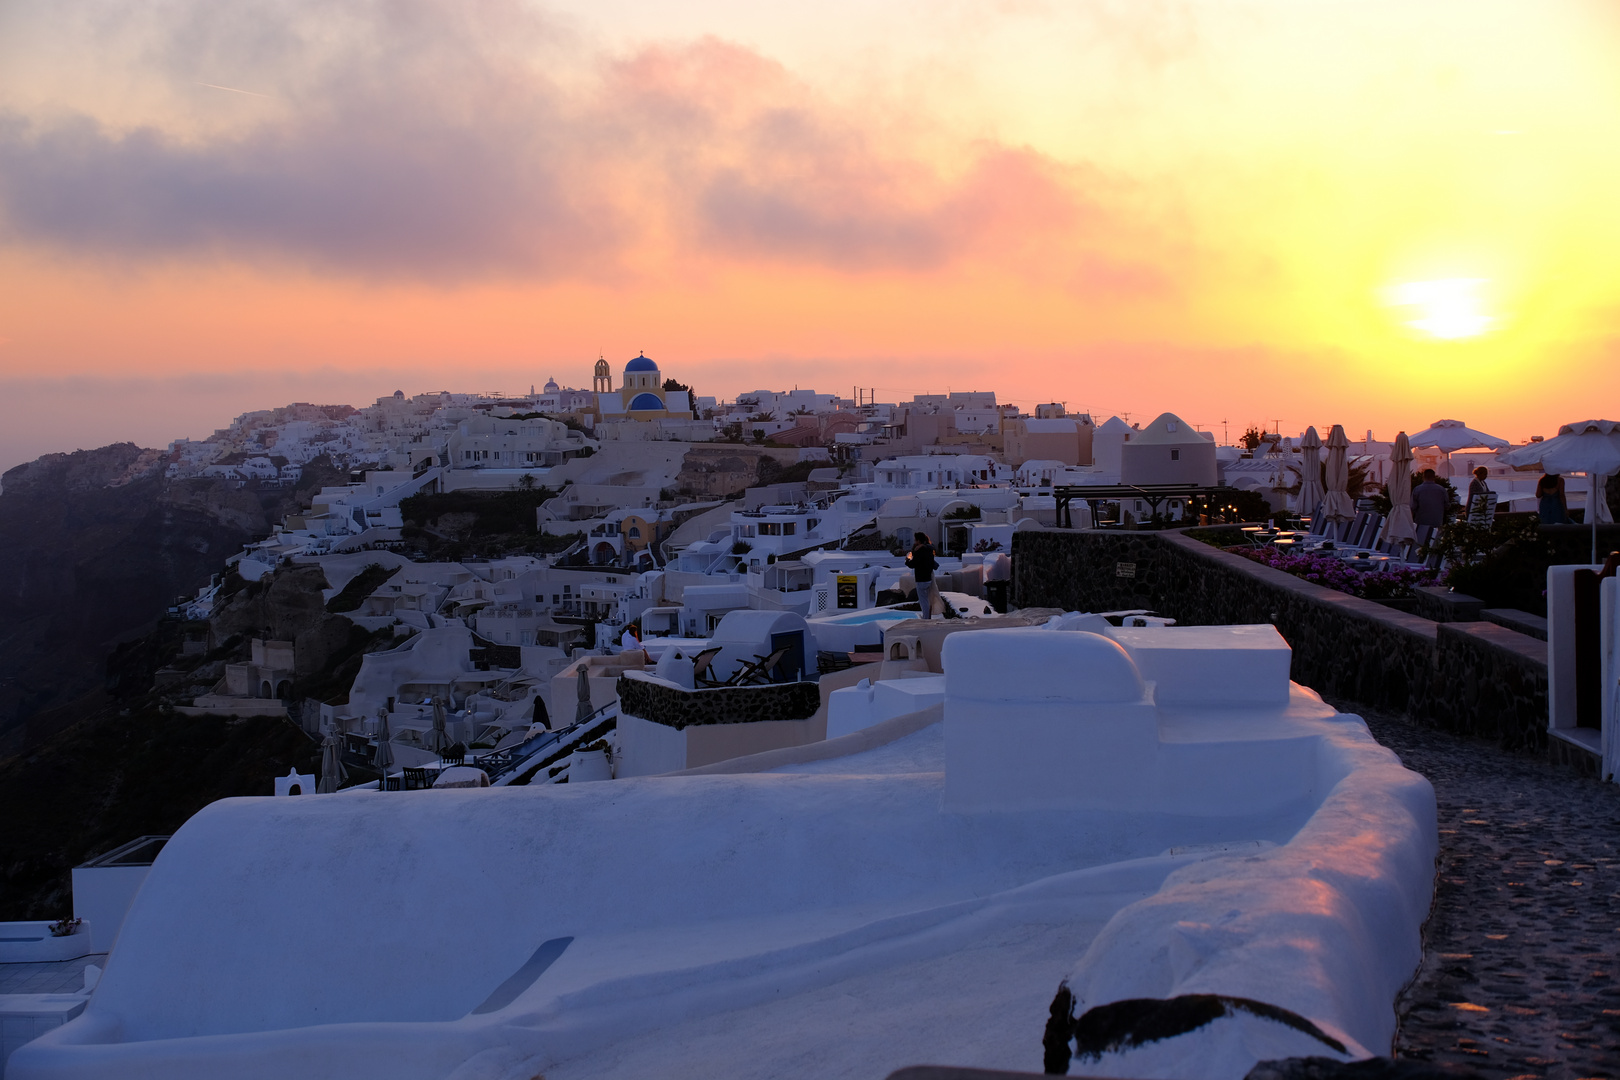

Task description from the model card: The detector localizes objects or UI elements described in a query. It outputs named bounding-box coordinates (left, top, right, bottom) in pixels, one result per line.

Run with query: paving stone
left=1342, top=703, right=1620, bottom=1080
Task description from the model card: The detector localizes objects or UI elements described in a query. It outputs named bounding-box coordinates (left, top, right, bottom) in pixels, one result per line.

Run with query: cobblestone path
left=1350, top=704, right=1620, bottom=1079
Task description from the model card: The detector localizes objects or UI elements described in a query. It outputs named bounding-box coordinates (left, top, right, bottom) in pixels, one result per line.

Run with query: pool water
left=816, top=608, right=912, bottom=625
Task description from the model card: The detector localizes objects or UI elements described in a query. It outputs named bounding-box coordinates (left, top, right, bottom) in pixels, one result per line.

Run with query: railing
left=485, top=699, right=619, bottom=784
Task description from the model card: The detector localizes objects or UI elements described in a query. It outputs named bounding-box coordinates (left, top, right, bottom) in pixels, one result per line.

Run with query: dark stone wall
left=1014, top=529, right=1554, bottom=753
left=617, top=675, right=820, bottom=731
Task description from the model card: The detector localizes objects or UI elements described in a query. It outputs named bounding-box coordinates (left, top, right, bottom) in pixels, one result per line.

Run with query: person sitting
left=1537, top=473, right=1570, bottom=524
left=1412, top=469, right=1449, bottom=529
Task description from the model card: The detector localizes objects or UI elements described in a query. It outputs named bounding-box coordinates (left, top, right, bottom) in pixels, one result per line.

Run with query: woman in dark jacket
left=907, top=533, right=939, bottom=620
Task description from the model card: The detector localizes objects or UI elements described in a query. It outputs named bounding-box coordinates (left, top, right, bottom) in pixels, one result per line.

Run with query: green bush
left=1437, top=512, right=1554, bottom=614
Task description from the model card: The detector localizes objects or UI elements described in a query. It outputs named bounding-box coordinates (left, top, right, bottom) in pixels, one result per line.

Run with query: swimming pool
left=815, top=607, right=912, bottom=625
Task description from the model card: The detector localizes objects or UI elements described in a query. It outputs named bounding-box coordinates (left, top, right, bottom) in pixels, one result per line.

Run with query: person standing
left=907, top=533, right=940, bottom=620
left=1466, top=467, right=1494, bottom=519
left=1412, top=469, right=1449, bottom=529
left=1537, top=473, right=1570, bottom=524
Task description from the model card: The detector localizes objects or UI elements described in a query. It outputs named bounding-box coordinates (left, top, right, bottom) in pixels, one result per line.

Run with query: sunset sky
left=1, top=0, right=1617, bottom=473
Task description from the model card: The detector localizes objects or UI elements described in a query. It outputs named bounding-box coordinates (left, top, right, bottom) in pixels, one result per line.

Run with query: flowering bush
left=1227, top=546, right=1438, bottom=600
left=49, top=916, right=82, bottom=937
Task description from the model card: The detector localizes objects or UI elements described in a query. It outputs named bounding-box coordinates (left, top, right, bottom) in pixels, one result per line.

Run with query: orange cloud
left=0, top=6, right=1173, bottom=296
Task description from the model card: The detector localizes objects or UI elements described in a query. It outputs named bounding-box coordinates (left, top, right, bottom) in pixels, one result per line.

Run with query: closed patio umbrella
left=1296, top=427, right=1324, bottom=521
left=317, top=729, right=347, bottom=793
left=424, top=696, right=450, bottom=753
left=1380, top=432, right=1417, bottom=546
left=574, top=665, right=594, bottom=725
left=1322, top=424, right=1356, bottom=525
left=373, top=709, right=395, bottom=787
left=1498, top=419, right=1620, bottom=562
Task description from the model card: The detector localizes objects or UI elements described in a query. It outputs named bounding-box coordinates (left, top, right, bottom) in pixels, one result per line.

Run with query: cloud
left=0, top=1, right=1171, bottom=290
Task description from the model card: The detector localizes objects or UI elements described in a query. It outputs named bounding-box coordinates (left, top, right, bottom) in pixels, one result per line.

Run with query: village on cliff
left=3, top=352, right=1617, bottom=1080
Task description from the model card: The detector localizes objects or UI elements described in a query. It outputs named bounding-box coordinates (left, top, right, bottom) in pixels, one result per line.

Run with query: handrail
left=483, top=700, right=620, bottom=782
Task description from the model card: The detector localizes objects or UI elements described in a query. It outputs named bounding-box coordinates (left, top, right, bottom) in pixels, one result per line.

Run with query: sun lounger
left=690, top=646, right=725, bottom=688
left=725, top=647, right=790, bottom=687
left=1466, top=492, right=1499, bottom=525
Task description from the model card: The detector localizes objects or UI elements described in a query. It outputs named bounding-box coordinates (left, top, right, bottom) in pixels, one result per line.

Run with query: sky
left=1, top=0, right=1618, bottom=473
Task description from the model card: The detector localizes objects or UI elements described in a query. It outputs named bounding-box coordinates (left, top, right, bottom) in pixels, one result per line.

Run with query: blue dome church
left=592, top=352, right=694, bottom=421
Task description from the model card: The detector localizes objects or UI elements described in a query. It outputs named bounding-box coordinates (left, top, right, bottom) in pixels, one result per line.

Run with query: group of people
left=1410, top=466, right=1573, bottom=526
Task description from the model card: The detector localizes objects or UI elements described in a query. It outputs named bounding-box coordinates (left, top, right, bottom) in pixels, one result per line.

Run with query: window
left=1171, top=449, right=1180, bottom=460
left=783, top=522, right=796, bottom=535
left=628, top=526, right=641, bottom=539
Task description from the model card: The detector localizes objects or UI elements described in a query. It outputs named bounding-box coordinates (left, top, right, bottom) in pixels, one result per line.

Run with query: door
left=770, top=630, right=805, bottom=683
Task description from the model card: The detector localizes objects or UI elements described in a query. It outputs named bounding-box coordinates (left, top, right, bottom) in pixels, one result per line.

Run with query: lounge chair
left=1467, top=492, right=1499, bottom=525
left=690, top=646, right=725, bottom=688
left=726, top=647, right=790, bottom=687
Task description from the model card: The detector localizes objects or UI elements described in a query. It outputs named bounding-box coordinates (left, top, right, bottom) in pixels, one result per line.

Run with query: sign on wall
left=836, top=574, right=859, bottom=609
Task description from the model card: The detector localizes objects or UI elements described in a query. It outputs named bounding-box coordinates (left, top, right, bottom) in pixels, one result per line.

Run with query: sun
left=1384, top=278, right=1495, bottom=340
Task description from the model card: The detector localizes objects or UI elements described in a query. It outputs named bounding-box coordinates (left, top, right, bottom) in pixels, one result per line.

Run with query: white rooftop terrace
left=12, top=624, right=1436, bottom=1080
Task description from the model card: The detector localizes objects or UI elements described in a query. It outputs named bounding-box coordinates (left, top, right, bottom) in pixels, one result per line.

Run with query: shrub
left=1229, top=546, right=1438, bottom=600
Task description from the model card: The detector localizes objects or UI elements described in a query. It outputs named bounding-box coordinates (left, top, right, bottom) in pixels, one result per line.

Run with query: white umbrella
left=575, top=665, right=595, bottom=724
left=373, top=709, right=395, bottom=787
left=1322, top=424, right=1356, bottom=524
left=1498, top=419, right=1620, bottom=562
left=424, top=696, right=451, bottom=753
left=1381, top=432, right=1417, bottom=546
left=1408, top=419, right=1510, bottom=453
left=1297, top=426, right=1324, bottom=521
left=1409, top=419, right=1510, bottom=478
left=317, top=730, right=347, bottom=794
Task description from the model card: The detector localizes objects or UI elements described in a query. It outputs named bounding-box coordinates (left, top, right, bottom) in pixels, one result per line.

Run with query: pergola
left=1050, top=483, right=1254, bottom=529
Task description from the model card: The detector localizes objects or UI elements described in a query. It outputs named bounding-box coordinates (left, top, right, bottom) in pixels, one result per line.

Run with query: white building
left=447, top=416, right=592, bottom=470
left=1119, top=412, right=1218, bottom=487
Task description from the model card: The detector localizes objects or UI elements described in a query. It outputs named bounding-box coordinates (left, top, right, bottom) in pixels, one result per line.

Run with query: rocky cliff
left=0, top=444, right=342, bottom=757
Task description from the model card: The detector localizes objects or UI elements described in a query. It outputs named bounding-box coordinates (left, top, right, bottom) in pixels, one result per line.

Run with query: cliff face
left=0, top=444, right=341, bottom=756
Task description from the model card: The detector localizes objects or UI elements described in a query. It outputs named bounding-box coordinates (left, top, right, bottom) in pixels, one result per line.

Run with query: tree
left=1239, top=426, right=1265, bottom=451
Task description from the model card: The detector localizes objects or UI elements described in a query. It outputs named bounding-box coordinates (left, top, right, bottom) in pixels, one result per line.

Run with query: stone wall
left=1013, top=529, right=1555, bottom=754
left=616, top=675, right=820, bottom=731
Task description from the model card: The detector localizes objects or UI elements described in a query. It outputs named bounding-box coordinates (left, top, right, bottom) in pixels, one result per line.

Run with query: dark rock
left=1054, top=993, right=1346, bottom=1066
left=616, top=676, right=819, bottom=730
